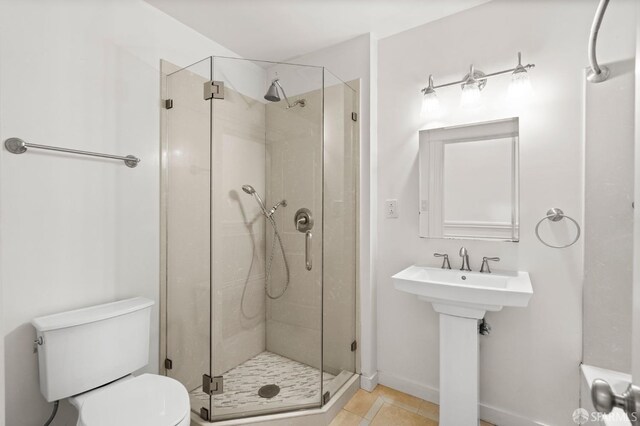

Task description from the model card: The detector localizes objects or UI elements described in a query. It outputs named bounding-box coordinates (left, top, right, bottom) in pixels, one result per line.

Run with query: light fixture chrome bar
left=586, top=0, right=610, bottom=83
left=4, top=137, right=140, bottom=168
left=421, top=52, right=535, bottom=92
left=482, top=64, right=535, bottom=80
left=427, top=64, right=535, bottom=90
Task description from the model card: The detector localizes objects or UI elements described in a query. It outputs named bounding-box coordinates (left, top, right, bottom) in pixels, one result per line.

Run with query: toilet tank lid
left=32, top=297, right=154, bottom=332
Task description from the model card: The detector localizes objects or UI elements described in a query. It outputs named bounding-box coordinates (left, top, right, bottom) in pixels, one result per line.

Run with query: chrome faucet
left=459, top=247, right=471, bottom=271
left=434, top=253, right=451, bottom=269
left=480, top=257, right=500, bottom=273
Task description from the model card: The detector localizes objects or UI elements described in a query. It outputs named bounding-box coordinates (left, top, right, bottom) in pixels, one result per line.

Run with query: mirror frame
left=418, top=117, right=520, bottom=242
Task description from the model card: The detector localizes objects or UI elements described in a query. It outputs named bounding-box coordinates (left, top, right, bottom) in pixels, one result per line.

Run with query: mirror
left=419, top=118, right=519, bottom=241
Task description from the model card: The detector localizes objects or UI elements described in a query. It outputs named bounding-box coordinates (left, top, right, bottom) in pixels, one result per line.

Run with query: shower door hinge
left=351, top=112, right=358, bottom=122
left=203, top=374, right=224, bottom=395
left=200, top=407, right=210, bottom=421
left=164, top=99, right=173, bottom=109
left=204, top=80, right=225, bottom=100
left=164, top=358, right=173, bottom=370
left=351, top=340, right=358, bottom=352
left=323, top=391, right=331, bottom=405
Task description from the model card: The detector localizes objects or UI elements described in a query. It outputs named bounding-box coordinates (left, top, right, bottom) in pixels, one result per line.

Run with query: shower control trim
left=294, top=208, right=313, bottom=232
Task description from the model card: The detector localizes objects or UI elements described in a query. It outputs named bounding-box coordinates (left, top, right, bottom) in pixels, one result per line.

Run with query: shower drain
left=258, top=384, right=280, bottom=399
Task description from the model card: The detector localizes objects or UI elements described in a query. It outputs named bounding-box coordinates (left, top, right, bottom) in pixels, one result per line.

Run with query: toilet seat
left=71, top=374, right=190, bottom=426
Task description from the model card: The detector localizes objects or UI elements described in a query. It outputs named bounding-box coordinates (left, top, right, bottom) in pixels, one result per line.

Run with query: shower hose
left=265, top=215, right=290, bottom=299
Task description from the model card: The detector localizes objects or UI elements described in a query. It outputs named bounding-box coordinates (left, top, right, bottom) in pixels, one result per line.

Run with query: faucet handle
left=434, top=253, right=451, bottom=269
left=480, top=257, right=500, bottom=273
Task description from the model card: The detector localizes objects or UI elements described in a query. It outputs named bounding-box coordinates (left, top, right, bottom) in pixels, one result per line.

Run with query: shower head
left=264, top=81, right=281, bottom=102
left=264, top=79, right=305, bottom=108
left=242, top=184, right=268, bottom=215
left=242, top=184, right=256, bottom=195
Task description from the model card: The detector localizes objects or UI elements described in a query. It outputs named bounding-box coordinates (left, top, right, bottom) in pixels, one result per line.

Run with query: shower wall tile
left=266, top=319, right=322, bottom=369
left=269, top=301, right=321, bottom=331
left=212, top=86, right=268, bottom=376
left=216, top=278, right=266, bottom=374
left=265, top=87, right=324, bottom=369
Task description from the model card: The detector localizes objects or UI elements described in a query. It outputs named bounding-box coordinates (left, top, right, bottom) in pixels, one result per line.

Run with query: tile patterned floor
left=331, top=385, right=495, bottom=426
left=190, top=351, right=334, bottom=412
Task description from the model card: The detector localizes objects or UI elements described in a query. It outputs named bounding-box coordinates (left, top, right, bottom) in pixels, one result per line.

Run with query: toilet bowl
left=69, top=374, right=190, bottom=426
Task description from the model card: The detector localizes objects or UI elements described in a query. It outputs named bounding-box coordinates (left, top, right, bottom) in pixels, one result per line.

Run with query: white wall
left=288, top=34, right=379, bottom=390
left=0, top=1, right=240, bottom=424
left=376, top=1, right=635, bottom=425
left=583, top=58, right=635, bottom=373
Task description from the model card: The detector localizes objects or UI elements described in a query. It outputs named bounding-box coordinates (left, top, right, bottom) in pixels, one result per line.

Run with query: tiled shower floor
left=190, top=351, right=335, bottom=415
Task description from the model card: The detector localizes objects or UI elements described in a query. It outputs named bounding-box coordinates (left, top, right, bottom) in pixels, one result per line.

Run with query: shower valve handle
left=294, top=208, right=313, bottom=232
left=294, top=208, right=314, bottom=271
left=305, top=231, right=312, bottom=271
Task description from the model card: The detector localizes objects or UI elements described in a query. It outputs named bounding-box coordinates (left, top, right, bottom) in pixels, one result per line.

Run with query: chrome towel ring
left=535, top=208, right=581, bottom=249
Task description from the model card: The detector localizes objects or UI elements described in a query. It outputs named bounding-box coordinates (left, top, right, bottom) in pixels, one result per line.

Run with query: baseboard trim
left=360, top=371, right=378, bottom=392
left=377, top=370, right=548, bottom=426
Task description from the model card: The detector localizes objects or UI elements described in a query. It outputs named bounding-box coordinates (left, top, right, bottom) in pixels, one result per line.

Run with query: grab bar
left=4, top=138, right=140, bottom=168
left=586, top=0, right=611, bottom=83
left=305, top=231, right=312, bottom=271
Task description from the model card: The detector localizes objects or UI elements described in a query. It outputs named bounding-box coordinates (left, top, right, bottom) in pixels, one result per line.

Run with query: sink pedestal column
left=430, top=303, right=485, bottom=426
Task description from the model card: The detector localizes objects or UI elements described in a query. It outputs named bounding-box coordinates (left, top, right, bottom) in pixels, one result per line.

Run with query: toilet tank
left=32, top=297, right=154, bottom=402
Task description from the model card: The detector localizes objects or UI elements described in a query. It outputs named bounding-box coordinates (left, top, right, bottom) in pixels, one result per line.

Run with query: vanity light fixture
left=420, top=52, right=535, bottom=115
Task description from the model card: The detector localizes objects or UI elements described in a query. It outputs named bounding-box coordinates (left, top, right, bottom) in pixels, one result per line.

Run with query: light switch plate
left=385, top=199, right=399, bottom=218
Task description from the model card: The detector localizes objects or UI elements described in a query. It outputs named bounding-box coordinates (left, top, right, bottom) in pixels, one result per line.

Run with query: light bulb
left=420, top=75, right=442, bottom=119
left=460, top=81, right=481, bottom=109
left=421, top=89, right=441, bottom=118
left=508, top=68, right=533, bottom=101
left=508, top=52, right=533, bottom=102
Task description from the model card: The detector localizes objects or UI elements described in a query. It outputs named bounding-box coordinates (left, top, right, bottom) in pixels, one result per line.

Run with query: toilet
left=32, top=297, right=190, bottom=426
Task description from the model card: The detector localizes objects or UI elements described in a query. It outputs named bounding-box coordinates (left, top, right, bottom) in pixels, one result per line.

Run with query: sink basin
left=392, top=265, right=533, bottom=318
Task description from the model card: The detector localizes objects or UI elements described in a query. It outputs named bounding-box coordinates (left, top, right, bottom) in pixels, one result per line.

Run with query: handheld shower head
left=242, top=184, right=267, bottom=214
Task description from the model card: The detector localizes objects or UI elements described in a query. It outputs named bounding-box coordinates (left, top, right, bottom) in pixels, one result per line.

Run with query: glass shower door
left=163, top=57, right=212, bottom=419
left=322, top=70, right=359, bottom=397
left=209, top=56, right=325, bottom=421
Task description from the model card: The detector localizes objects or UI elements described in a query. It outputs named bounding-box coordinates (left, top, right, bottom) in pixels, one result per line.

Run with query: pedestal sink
left=392, top=265, right=533, bottom=426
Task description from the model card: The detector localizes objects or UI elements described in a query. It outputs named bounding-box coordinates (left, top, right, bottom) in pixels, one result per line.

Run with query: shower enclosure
left=160, top=56, right=359, bottom=422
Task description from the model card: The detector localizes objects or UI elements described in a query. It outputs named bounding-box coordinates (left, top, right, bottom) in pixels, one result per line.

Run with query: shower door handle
left=294, top=208, right=314, bottom=271
left=305, top=231, right=312, bottom=271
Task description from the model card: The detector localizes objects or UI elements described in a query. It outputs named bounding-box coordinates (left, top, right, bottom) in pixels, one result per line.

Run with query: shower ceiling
left=144, top=0, right=490, bottom=61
